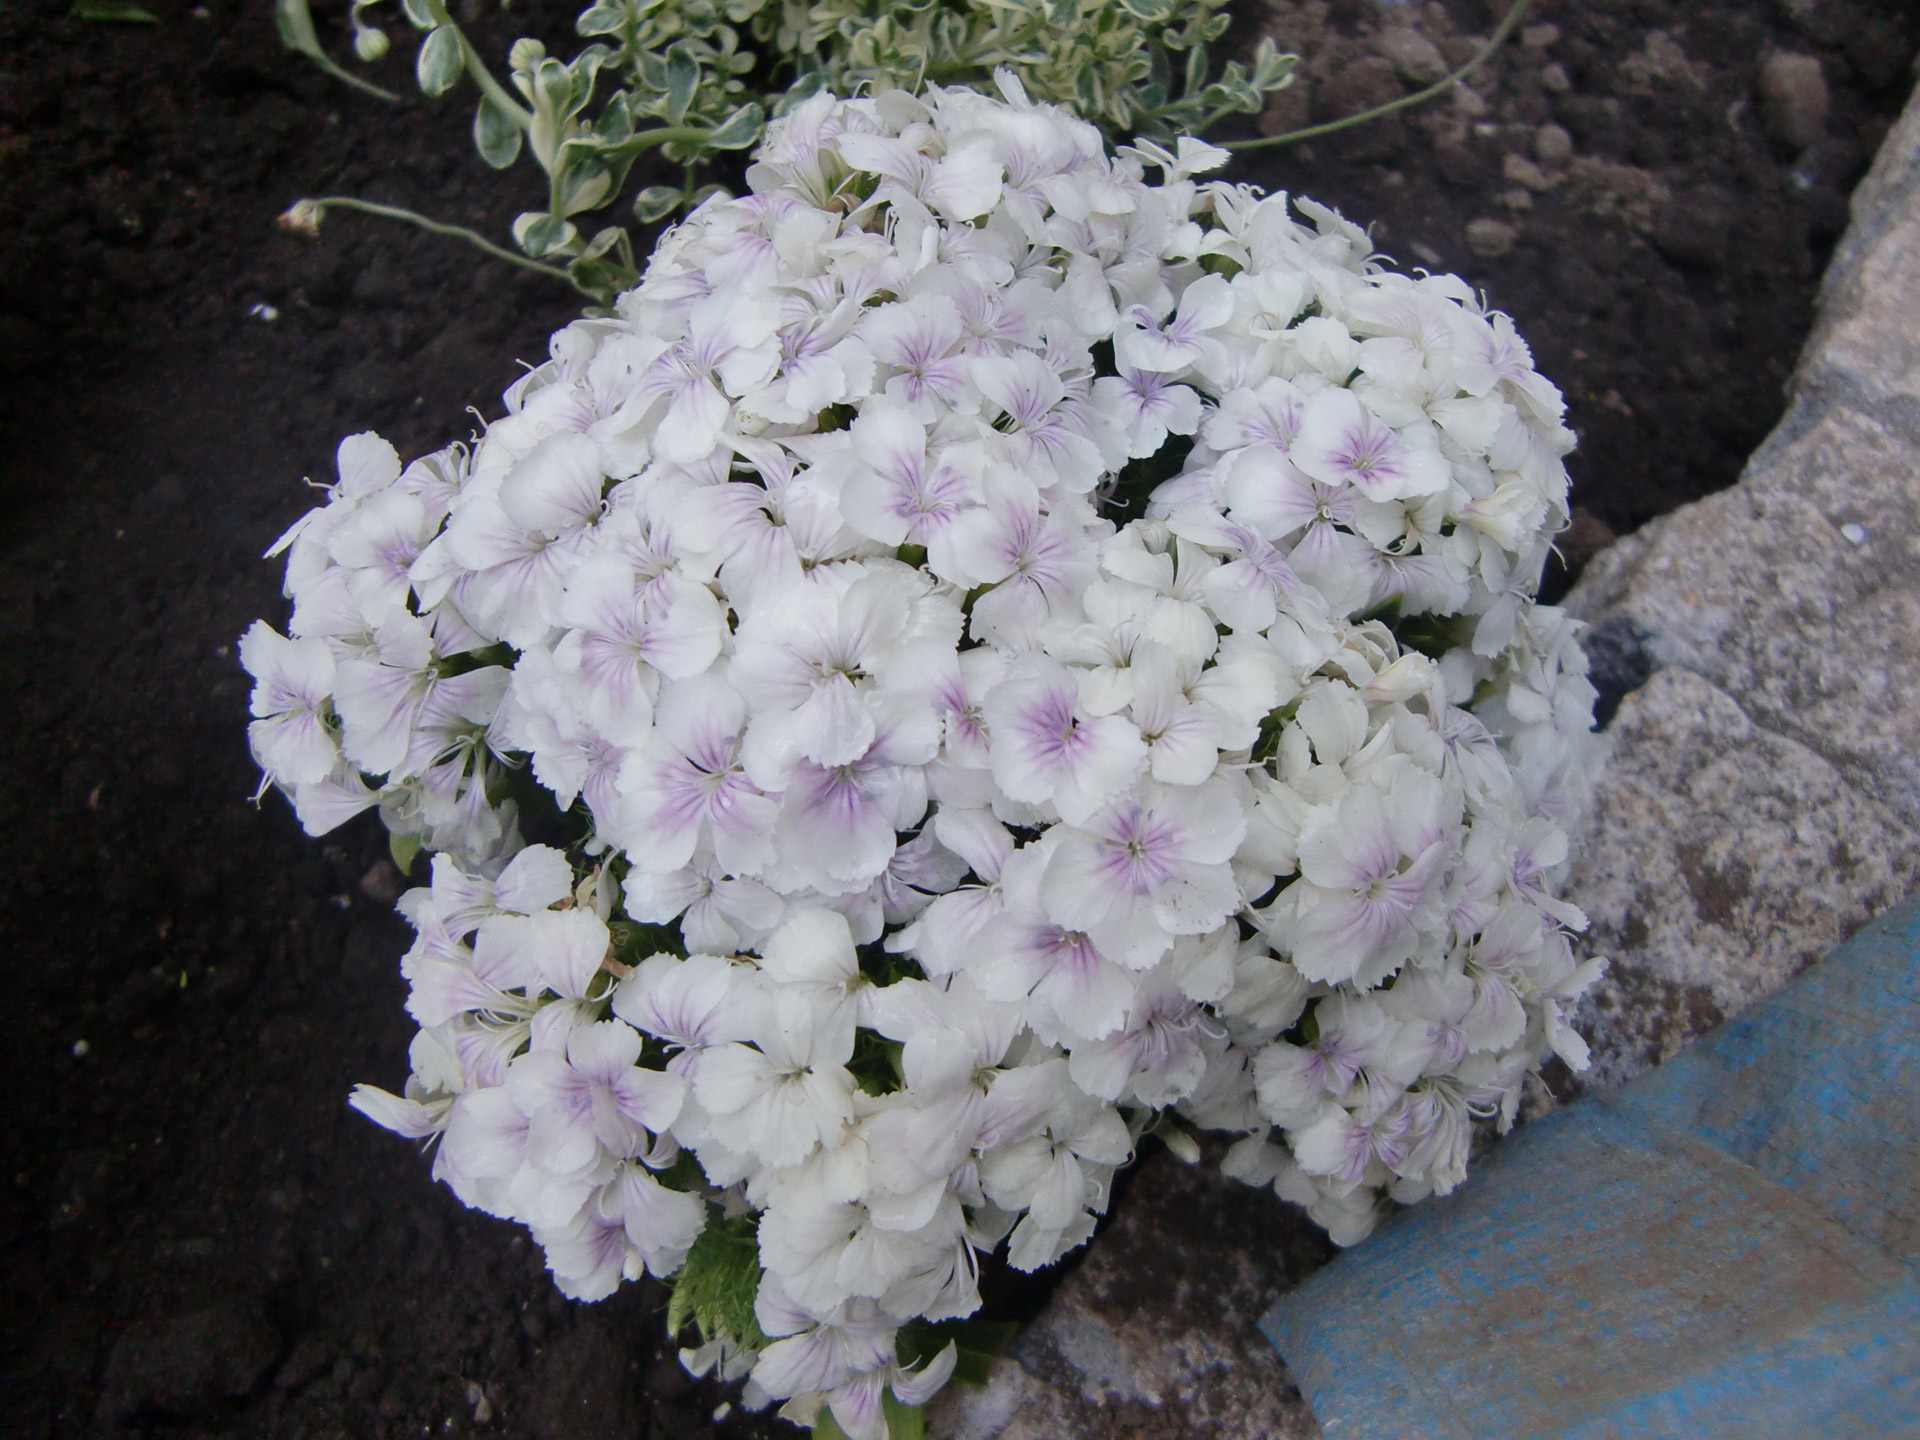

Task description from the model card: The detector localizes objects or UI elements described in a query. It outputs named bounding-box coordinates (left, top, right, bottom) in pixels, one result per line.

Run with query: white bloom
left=251, top=83, right=1609, bottom=1377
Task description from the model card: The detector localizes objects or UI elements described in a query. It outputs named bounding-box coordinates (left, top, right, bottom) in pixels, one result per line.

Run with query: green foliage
left=898, top=1315, right=1018, bottom=1385
left=388, top=827, right=424, bottom=876
left=72, top=0, right=160, bottom=20
left=1106, top=431, right=1193, bottom=521
left=1391, top=610, right=1470, bottom=661
left=847, top=1027, right=906, bottom=1096
left=666, top=1210, right=769, bottom=1351
left=276, top=0, right=1297, bottom=305
left=812, top=1393, right=928, bottom=1440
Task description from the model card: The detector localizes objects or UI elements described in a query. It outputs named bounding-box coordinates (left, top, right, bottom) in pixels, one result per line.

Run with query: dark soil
left=0, top=1, right=1911, bottom=1437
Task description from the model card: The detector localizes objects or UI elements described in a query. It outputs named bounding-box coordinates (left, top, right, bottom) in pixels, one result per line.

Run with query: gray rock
left=1758, top=51, right=1830, bottom=150
left=1567, top=666, right=1920, bottom=1087
left=1502, top=153, right=1555, bottom=192
left=930, top=1143, right=1328, bottom=1440
left=1533, top=123, right=1574, bottom=167
left=1563, top=88, right=1920, bottom=1084
left=1376, top=27, right=1449, bottom=87
left=1464, top=217, right=1517, bottom=258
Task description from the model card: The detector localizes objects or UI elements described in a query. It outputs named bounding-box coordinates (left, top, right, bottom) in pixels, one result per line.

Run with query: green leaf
left=550, top=144, right=616, bottom=216
left=72, top=0, right=158, bottom=19
left=398, top=0, right=434, bottom=29
left=565, top=48, right=610, bottom=122
left=576, top=3, right=627, bottom=37
left=595, top=89, right=635, bottom=145
left=882, top=1393, right=927, bottom=1440
left=632, top=185, right=683, bottom=223
left=568, top=227, right=639, bottom=306
left=1251, top=37, right=1297, bottom=91
left=389, top=829, right=423, bottom=877
left=473, top=95, right=524, bottom=169
left=533, top=56, right=573, bottom=121
left=666, top=1211, right=768, bottom=1351
left=1183, top=41, right=1207, bottom=98
left=512, top=210, right=578, bottom=257
left=898, top=1317, right=1018, bottom=1387
left=812, top=1393, right=930, bottom=1437
left=663, top=42, right=700, bottom=125
left=273, top=0, right=316, bottom=49
left=704, top=101, right=765, bottom=150
left=416, top=25, right=464, bottom=98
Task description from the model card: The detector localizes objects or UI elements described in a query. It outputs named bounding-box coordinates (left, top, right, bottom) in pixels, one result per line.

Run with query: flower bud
left=276, top=200, right=323, bottom=238
left=353, top=24, right=390, bottom=62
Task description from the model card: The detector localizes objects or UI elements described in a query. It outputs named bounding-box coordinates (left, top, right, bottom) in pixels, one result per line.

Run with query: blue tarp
left=1263, top=895, right=1920, bottom=1440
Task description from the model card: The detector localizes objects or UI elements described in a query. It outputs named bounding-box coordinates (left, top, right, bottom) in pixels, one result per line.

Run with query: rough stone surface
left=1376, top=25, right=1448, bottom=87
left=1464, top=216, right=1518, bottom=257
left=1533, top=122, right=1574, bottom=167
left=1564, top=89, right=1920, bottom=1087
left=1566, top=667, right=1920, bottom=1088
left=930, top=1141, right=1330, bottom=1440
left=1758, top=51, right=1832, bottom=150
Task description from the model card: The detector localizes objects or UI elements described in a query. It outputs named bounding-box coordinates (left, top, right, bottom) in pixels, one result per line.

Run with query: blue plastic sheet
left=1263, top=895, right=1920, bottom=1440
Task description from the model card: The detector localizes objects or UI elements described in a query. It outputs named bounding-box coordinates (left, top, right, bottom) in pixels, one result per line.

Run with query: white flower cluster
left=243, top=78, right=1605, bottom=1436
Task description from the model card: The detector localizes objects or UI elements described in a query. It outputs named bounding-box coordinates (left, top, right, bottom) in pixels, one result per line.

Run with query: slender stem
left=421, top=0, right=533, bottom=130
left=275, top=0, right=402, bottom=102
left=310, top=46, right=404, bottom=103
left=1225, top=0, right=1535, bottom=153
left=299, top=196, right=590, bottom=295
left=598, top=125, right=723, bottom=159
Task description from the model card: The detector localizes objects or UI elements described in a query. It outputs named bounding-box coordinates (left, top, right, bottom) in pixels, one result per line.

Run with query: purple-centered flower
left=861, top=295, right=972, bottom=416
left=972, top=351, right=1110, bottom=494
left=1066, top=963, right=1217, bottom=1107
left=1292, top=1098, right=1417, bottom=1187
left=1289, top=388, right=1450, bottom=501
left=1092, top=369, right=1202, bottom=460
left=239, top=621, right=339, bottom=787
left=982, top=657, right=1146, bottom=823
left=754, top=696, right=941, bottom=895
left=1167, top=507, right=1324, bottom=636
left=1277, top=781, right=1452, bottom=988
left=838, top=401, right=982, bottom=564
left=732, top=568, right=929, bottom=769
left=616, top=674, right=776, bottom=876
left=945, top=481, right=1096, bottom=647
left=1043, top=779, right=1247, bottom=970
left=554, top=562, right=725, bottom=727
left=506, top=1018, right=688, bottom=1168
left=637, top=292, right=781, bottom=463
left=1114, top=271, right=1233, bottom=375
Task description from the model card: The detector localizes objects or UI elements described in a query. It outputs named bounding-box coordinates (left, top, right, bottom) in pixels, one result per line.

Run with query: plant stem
left=275, top=0, right=402, bottom=102
left=599, top=125, right=724, bottom=159
left=1225, top=0, right=1535, bottom=153
left=312, top=47, right=405, bottom=102
left=297, top=196, right=590, bottom=295
left=421, top=0, right=533, bottom=130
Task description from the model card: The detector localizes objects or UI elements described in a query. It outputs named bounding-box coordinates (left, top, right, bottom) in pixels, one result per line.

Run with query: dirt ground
left=0, top=0, right=1912, bottom=1436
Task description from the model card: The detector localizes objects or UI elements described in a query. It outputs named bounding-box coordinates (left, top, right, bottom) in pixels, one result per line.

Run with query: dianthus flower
left=250, top=74, right=1607, bottom=1429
